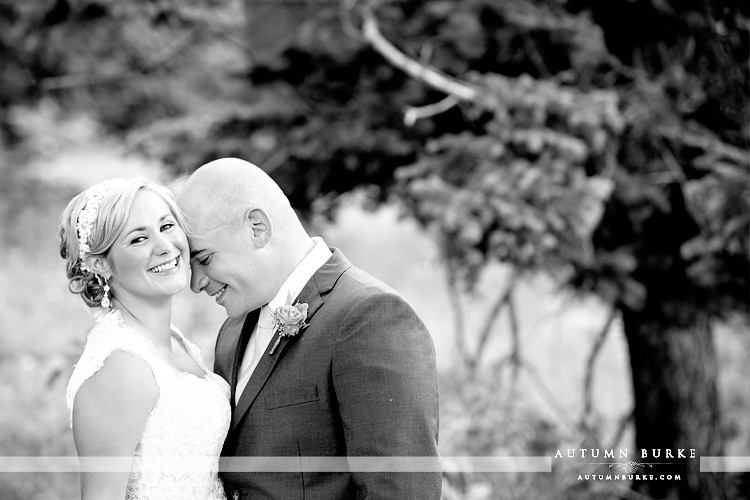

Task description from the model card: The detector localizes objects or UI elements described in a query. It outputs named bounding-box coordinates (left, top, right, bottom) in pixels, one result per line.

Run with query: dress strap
left=66, top=310, right=161, bottom=427
left=170, top=324, right=210, bottom=374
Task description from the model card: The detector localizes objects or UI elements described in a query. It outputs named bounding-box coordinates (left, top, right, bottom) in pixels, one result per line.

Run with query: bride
left=59, top=178, right=230, bottom=500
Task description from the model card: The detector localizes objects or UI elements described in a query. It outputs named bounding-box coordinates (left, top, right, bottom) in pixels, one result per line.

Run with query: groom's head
left=176, top=158, right=311, bottom=318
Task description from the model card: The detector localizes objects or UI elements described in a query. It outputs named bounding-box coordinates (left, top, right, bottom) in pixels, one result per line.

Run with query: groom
left=177, top=158, right=441, bottom=499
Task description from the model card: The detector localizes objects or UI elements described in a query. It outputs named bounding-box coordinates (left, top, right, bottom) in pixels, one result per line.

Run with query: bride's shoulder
left=74, top=349, right=158, bottom=403
left=66, top=310, right=158, bottom=415
left=69, top=348, right=159, bottom=438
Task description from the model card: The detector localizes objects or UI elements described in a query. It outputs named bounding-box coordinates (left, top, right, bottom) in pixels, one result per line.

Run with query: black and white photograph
left=0, top=1, right=748, bottom=499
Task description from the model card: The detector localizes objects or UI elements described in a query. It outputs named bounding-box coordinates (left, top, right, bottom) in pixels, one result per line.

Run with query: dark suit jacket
left=213, top=248, right=441, bottom=500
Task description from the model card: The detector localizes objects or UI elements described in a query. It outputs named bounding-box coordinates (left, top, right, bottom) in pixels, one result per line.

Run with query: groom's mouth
left=212, top=285, right=227, bottom=304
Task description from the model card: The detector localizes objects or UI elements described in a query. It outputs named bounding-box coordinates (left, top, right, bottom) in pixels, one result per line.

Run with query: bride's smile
left=148, top=255, right=181, bottom=274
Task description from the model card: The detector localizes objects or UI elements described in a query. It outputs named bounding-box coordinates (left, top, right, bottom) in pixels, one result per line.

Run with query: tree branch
left=523, top=362, right=577, bottom=428
left=340, top=0, right=364, bottom=42
left=444, top=257, right=470, bottom=369
left=506, top=291, right=522, bottom=390
left=581, top=305, right=618, bottom=421
left=655, top=125, right=749, bottom=168
left=404, top=95, right=461, bottom=126
left=262, top=147, right=291, bottom=175
left=360, top=8, right=479, bottom=102
left=471, top=269, right=518, bottom=369
left=607, top=408, right=635, bottom=450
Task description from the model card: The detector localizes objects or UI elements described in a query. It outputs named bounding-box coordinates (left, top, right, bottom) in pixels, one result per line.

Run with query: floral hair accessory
left=77, top=180, right=116, bottom=271
left=269, top=291, right=309, bottom=355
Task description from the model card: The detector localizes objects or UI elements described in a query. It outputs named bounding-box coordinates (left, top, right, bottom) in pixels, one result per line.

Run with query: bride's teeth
left=150, top=258, right=178, bottom=273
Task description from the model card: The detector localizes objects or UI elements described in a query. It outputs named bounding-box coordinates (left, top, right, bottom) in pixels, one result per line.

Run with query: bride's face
left=105, top=190, right=190, bottom=304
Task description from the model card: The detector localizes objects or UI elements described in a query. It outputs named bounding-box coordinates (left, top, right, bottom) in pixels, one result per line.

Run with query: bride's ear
left=85, top=255, right=112, bottom=278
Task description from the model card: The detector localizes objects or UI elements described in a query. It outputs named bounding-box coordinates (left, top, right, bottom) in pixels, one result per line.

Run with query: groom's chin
left=223, top=303, right=246, bottom=319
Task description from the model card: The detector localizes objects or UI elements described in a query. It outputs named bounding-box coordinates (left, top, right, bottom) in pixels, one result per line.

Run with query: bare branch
left=404, top=95, right=461, bottom=126
left=262, top=147, right=291, bottom=175
left=360, top=8, right=479, bottom=102
left=581, top=305, right=618, bottom=420
left=443, top=258, right=470, bottom=370
left=214, top=30, right=258, bottom=60
left=523, top=362, right=577, bottom=429
left=471, top=269, right=519, bottom=369
left=339, top=0, right=364, bottom=42
left=522, top=34, right=551, bottom=78
left=607, top=408, right=635, bottom=450
left=506, top=291, right=522, bottom=390
left=660, top=146, right=689, bottom=184
left=655, top=125, right=749, bottom=168
left=660, top=144, right=714, bottom=229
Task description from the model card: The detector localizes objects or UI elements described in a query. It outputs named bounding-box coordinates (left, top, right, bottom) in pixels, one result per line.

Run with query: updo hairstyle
left=58, top=178, right=185, bottom=308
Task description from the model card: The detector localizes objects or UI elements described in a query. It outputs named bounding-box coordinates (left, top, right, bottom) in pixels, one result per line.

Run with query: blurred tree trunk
left=622, top=309, right=727, bottom=500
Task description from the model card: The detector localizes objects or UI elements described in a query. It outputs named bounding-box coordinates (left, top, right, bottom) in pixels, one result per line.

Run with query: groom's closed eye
left=189, top=248, right=209, bottom=266
left=190, top=250, right=213, bottom=266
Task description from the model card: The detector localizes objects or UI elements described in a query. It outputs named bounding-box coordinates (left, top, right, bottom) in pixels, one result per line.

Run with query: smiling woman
left=100, top=190, right=189, bottom=308
left=57, top=178, right=231, bottom=500
left=59, top=179, right=188, bottom=310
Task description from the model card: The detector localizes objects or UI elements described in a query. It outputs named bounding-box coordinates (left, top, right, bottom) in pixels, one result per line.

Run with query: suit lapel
left=230, top=309, right=260, bottom=410
left=228, top=248, right=352, bottom=436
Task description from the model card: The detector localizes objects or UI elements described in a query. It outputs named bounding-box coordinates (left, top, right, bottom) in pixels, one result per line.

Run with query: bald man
left=177, top=158, right=441, bottom=500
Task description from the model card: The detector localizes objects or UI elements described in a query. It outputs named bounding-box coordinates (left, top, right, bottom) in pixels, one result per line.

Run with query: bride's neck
left=113, top=298, right=173, bottom=350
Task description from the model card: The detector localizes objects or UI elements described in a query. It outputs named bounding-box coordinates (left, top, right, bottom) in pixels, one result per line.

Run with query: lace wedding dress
left=67, top=310, right=231, bottom=500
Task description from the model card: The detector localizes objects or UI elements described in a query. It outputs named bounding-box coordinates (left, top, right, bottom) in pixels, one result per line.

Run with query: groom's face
left=187, top=220, right=269, bottom=318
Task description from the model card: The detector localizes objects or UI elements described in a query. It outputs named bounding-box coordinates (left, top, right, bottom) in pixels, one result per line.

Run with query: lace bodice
left=66, top=310, right=231, bottom=500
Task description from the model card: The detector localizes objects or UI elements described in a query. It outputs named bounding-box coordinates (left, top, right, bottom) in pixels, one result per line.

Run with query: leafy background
left=0, top=0, right=748, bottom=499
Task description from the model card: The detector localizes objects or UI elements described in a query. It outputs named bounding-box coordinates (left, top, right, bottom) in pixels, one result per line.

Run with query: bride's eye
left=131, top=235, right=146, bottom=244
left=161, top=222, right=175, bottom=232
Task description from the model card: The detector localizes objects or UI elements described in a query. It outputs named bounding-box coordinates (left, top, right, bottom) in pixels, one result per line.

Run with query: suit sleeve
left=332, top=291, right=441, bottom=499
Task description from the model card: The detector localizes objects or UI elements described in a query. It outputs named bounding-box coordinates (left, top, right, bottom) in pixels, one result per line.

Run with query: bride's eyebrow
left=123, top=214, right=173, bottom=238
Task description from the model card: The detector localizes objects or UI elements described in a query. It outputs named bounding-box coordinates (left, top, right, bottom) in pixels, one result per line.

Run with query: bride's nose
left=153, top=233, right=172, bottom=254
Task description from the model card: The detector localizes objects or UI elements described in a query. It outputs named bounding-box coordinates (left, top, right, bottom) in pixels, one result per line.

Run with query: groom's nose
left=190, top=265, right=209, bottom=293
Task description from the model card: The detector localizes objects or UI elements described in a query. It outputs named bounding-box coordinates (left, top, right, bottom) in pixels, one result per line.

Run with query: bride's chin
left=157, top=279, right=189, bottom=297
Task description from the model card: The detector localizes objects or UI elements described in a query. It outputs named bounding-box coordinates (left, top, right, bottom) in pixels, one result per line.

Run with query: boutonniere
left=269, top=291, right=309, bottom=355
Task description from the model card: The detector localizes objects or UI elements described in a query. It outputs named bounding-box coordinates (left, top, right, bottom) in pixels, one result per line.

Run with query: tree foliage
left=2, top=1, right=748, bottom=497
left=0, top=0, right=243, bottom=140
left=186, top=0, right=748, bottom=323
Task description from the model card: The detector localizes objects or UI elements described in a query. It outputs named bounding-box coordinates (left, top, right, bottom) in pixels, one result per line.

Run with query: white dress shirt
left=234, top=237, right=332, bottom=404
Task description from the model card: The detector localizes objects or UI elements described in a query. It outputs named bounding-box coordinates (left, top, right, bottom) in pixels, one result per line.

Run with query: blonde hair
left=58, top=178, right=186, bottom=308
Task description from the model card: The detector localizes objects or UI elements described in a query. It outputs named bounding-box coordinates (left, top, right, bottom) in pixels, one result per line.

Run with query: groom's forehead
left=187, top=223, right=238, bottom=257
left=184, top=205, right=238, bottom=235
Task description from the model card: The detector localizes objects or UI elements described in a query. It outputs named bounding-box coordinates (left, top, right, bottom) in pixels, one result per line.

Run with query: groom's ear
left=243, top=208, right=272, bottom=248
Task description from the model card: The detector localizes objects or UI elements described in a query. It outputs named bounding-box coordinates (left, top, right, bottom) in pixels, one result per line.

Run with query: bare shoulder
left=72, top=350, right=158, bottom=472
left=73, top=350, right=158, bottom=432
left=78, top=350, right=157, bottom=397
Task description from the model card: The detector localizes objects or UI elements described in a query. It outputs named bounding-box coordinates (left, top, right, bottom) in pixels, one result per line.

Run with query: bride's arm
left=72, top=350, right=158, bottom=500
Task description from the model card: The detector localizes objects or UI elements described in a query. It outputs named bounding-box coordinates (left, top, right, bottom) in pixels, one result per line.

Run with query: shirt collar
left=267, top=236, right=332, bottom=310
